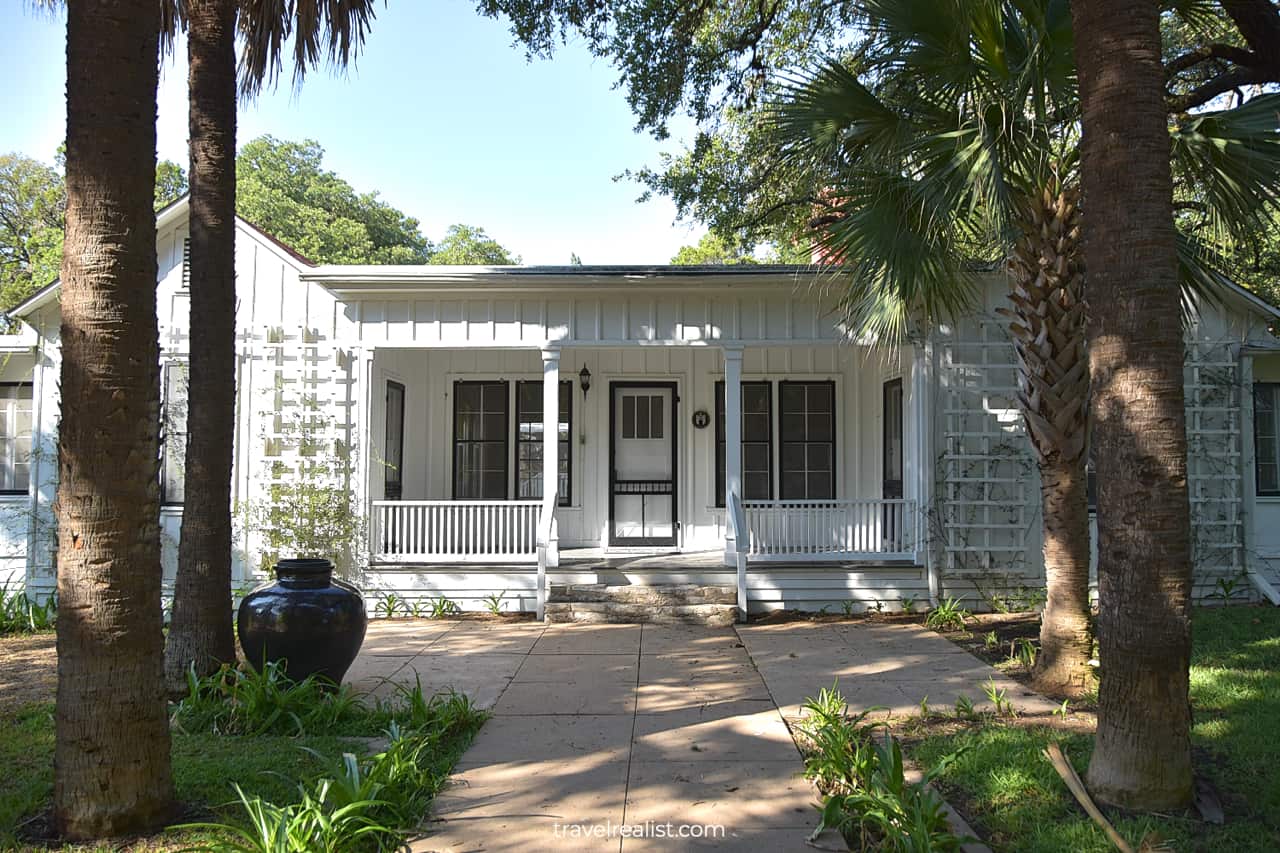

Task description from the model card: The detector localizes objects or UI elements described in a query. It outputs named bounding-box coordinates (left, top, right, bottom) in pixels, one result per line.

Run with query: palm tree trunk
left=164, top=0, right=239, bottom=694
left=55, top=0, right=174, bottom=838
left=1004, top=186, right=1094, bottom=697
left=1070, top=0, right=1194, bottom=810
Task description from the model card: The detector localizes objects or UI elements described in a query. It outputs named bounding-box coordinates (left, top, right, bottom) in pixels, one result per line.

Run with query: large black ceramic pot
left=237, top=558, right=368, bottom=685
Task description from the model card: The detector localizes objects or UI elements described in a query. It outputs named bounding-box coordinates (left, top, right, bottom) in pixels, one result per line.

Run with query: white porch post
left=723, top=345, right=744, bottom=564
left=541, top=348, right=560, bottom=567
left=355, top=347, right=376, bottom=563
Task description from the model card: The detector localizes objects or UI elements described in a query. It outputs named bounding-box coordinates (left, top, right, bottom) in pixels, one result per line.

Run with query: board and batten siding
left=330, top=283, right=849, bottom=348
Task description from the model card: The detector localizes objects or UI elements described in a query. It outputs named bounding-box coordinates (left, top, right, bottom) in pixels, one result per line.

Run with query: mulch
left=0, top=632, right=56, bottom=712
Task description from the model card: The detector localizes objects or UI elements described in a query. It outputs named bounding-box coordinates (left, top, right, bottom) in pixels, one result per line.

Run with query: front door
left=610, top=382, right=677, bottom=547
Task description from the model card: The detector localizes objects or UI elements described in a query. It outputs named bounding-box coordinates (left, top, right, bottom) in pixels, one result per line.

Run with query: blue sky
left=1, top=1, right=706, bottom=264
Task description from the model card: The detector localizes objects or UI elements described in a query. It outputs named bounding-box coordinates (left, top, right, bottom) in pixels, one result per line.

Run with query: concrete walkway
left=345, top=618, right=1056, bottom=852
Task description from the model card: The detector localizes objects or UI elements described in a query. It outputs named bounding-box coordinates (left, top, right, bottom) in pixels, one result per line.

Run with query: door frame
left=608, top=380, right=679, bottom=548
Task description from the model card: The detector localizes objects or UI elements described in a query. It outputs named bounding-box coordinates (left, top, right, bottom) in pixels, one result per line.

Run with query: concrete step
left=549, top=583, right=736, bottom=607
left=543, top=600, right=737, bottom=627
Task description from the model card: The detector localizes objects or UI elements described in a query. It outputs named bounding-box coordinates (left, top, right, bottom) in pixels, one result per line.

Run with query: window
left=883, top=379, right=903, bottom=499
left=516, top=380, right=572, bottom=505
left=715, top=381, right=772, bottom=506
left=0, top=384, right=33, bottom=495
left=621, top=393, right=664, bottom=439
left=453, top=381, right=508, bottom=499
left=780, top=381, right=836, bottom=499
left=384, top=380, right=405, bottom=501
left=1256, top=383, right=1280, bottom=495
left=161, top=362, right=187, bottom=504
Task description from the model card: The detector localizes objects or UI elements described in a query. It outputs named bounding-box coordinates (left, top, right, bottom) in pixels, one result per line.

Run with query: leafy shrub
left=1009, top=637, right=1037, bottom=671
left=0, top=582, right=55, bottom=634
left=173, top=662, right=362, bottom=736
left=176, top=690, right=487, bottom=852
left=799, top=684, right=969, bottom=852
left=924, top=597, right=969, bottom=632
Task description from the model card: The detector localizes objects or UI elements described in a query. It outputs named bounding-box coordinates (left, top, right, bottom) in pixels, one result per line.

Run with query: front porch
left=341, top=272, right=934, bottom=616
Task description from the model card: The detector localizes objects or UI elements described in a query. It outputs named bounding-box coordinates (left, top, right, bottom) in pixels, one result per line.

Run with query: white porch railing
left=743, top=499, right=918, bottom=561
left=371, top=500, right=541, bottom=563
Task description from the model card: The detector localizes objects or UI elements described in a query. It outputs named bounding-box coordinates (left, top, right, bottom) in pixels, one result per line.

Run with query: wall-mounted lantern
left=579, top=364, right=592, bottom=397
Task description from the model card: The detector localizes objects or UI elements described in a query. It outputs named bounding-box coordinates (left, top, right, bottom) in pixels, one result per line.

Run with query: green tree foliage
left=1, top=153, right=187, bottom=315
left=0, top=153, right=64, bottom=314
left=154, top=159, right=188, bottom=210
left=235, top=136, right=433, bottom=264
left=670, top=232, right=758, bottom=265
left=479, top=0, right=855, bottom=136
left=428, top=224, right=520, bottom=265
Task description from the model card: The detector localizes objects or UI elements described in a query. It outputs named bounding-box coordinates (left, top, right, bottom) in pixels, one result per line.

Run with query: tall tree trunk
left=55, top=0, right=174, bottom=838
left=165, top=0, right=239, bottom=694
left=1070, top=0, right=1194, bottom=810
left=1004, top=185, right=1094, bottom=697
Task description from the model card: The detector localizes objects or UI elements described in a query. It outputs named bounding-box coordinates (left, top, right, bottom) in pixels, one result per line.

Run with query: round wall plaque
left=692, top=410, right=711, bottom=429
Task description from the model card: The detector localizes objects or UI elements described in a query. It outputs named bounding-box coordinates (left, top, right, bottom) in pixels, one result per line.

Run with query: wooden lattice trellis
left=933, top=317, right=1247, bottom=604
left=240, top=325, right=358, bottom=573
left=936, top=318, right=1038, bottom=602
left=1184, top=340, right=1245, bottom=597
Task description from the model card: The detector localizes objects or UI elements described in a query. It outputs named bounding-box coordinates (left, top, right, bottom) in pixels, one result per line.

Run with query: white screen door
left=610, top=384, right=676, bottom=546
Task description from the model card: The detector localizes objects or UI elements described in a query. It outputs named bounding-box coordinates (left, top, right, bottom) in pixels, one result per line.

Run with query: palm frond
left=1170, top=93, right=1280, bottom=252
left=238, top=0, right=382, bottom=96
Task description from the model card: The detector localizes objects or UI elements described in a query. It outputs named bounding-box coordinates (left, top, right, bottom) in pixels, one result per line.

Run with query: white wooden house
left=3, top=197, right=1279, bottom=617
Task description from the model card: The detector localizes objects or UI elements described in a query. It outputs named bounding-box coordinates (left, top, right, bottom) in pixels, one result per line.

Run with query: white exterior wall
left=364, top=343, right=913, bottom=552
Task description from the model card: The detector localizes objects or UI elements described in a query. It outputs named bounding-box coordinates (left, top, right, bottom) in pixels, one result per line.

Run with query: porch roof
left=301, top=264, right=837, bottom=295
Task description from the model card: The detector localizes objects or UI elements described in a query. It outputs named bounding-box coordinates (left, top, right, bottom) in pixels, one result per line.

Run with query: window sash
left=161, top=363, right=187, bottom=504
left=384, top=380, right=405, bottom=500
left=883, top=378, right=903, bottom=497
left=715, top=381, right=773, bottom=506
left=0, top=383, right=33, bottom=494
left=1256, top=383, right=1280, bottom=495
left=779, top=381, right=836, bottom=500
left=453, top=381, right=509, bottom=500
left=515, top=380, right=572, bottom=505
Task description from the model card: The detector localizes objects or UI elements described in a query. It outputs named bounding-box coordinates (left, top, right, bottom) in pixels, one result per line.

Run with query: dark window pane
left=807, top=472, right=833, bottom=499
left=807, top=384, right=833, bottom=412
left=455, top=383, right=481, bottom=413
left=623, top=395, right=635, bottom=439
left=745, top=385, right=770, bottom=414
left=744, top=443, right=770, bottom=472
left=781, top=471, right=805, bottom=499
left=650, top=395, right=664, bottom=438
left=781, top=383, right=804, bottom=411
left=518, top=382, right=540, bottom=414
left=635, top=395, right=650, bottom=439
left=744, top=412, right=769, bottom=442
left=745, top=472, right=770, bottom=500
left=782, top=413, right=805, bottom=439
left=807, top=443, right=832, bottom=471
left=807, top=413, right=833, bottom=441
left=781, top=442, right=805, bottom=471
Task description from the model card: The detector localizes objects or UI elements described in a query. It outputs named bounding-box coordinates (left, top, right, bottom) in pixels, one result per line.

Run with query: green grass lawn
left=0, top=663, right=488, bottom=851
left=911, top=606, right=1280, bottom=853
left=1, top=701, right=379, bottom=851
